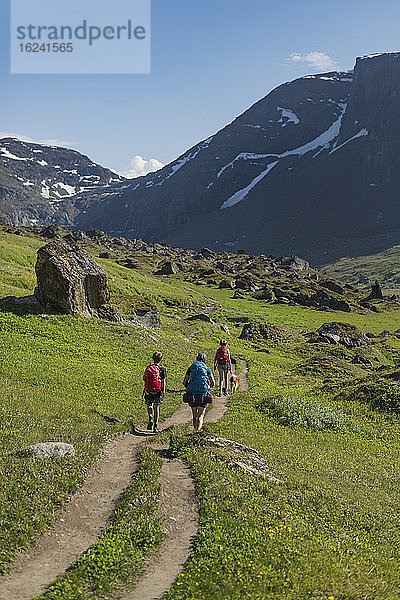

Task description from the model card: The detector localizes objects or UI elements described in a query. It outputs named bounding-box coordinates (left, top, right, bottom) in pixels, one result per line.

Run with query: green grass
left=1, top=228, right=400, bottom=599
left=323, top=244, right=400, bottom=295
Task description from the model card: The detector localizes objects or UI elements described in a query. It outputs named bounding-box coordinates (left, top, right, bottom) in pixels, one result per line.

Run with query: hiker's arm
left=161, top=377, right=166, bottom=394
left=183, top=371, right=190, bottom=388
left=208, top=371, right=216, bottom=387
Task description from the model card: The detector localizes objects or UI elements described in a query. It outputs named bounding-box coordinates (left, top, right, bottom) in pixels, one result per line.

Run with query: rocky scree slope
left=5, top=224, right=398, bottom=316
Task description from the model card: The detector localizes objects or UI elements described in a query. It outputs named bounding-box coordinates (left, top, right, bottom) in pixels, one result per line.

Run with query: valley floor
left=0, top=230, right=399, bottom=599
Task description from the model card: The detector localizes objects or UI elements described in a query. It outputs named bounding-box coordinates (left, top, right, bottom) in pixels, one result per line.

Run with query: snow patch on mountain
left=0, top=147, right=28, bottom=161
left=218, top=103, right=347, bottom=180
left=219, top=104, right=348, bottom=210
left=329, top=128, right=369, bottom=154
left=277, top=107, right=300, bottom=125
left=221, top=161, right=279, bottom=210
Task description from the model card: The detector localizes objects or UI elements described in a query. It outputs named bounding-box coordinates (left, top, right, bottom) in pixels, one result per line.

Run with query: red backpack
left=144, top=364, right=162, bottom=392
left=216, top=347, right=229, bottom=365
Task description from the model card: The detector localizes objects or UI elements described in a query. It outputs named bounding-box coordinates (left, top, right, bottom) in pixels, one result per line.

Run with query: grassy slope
left=1, top=230, right=400, bottom=599
left=323, top=244, right=400, bottom=295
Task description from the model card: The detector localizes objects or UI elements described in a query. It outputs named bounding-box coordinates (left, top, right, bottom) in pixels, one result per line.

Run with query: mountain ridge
left=1, top=52, right=400, bottom=264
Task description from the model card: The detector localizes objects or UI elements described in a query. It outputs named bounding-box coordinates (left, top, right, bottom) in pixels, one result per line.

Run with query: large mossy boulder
left=35, top=239, right=120, bottom=321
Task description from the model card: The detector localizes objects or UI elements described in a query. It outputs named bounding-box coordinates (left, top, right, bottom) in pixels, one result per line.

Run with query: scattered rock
left=27, top=442, right=75, bottom=458
left=187, top=313, right=214, bottom=324
left=200, top=247, right=214, bottom=258
left=220, top=324, right=230, bottom=334
left=134, top=306, right=162, bottom=329
left=365, top=280, right=383, bottom=301
left=99, top=252, right=110, bottom=259
left=359, top=300, right=380, bottom=312
left=256, top=287, right=274, bottom=301
left=219, top=279, right=235, bottom=289
left=316, top=322, right=369, bottom=348
left=319, top=279, right=345, bottom=295
left=311, top=290, right=351, bottom=312
left=156, top=261, right=180, bottom=275
left=278, top=255, right=310, bottom=271
left=0, top=294, right=42, bottom=314
left=41, top=224, right=64, bottom=239
left=240, top=322, right=295, bottom=342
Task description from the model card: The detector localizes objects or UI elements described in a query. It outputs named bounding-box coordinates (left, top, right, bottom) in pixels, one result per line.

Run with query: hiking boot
left=147, top=420, right=154, bottom=431
left=153, top=426, right=160, bottom=433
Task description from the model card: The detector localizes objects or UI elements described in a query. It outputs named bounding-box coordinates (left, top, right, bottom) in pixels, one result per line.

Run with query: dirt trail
left=0, top=364, right=249, bottom=600
left=0, top=406, right=189, bottom=600
left=123, top=458, right=198, bottom=600
left=123, top=361, right=249, bottom=600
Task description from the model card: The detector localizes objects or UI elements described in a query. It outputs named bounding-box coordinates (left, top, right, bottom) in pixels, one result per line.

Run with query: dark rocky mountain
left=69, top=52, right=400, bottom=264
left=0, top=138, right=126, bottom=226
left=2, top=52, right=400, bottom=264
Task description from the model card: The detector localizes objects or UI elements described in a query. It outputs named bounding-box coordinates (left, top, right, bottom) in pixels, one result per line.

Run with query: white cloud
left=119, top=155, right=164, bottom=179
left=289, top=52, right=337, bottom=71
left=0, top=132, right=79, bottom=148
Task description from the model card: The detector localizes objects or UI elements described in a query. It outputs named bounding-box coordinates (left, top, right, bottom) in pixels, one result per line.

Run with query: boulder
left=156, top=261, right=180, bottom=275
left=134, top=306, right=162, bottom=329
left=187, top=313, right=214, bottom=324
left=316, top=322, right=369, bottom=348
left=239, top=323, right=292, bottom=342
left=200, top=247, right=214, bottom=258
left=41, top=224, right=64, bottom=239
left=219, top=279, right=235, bottom=289
left=256, top=287, right=274, bottom=301
left=0, top=294, right=42, bottom=314
left=319, top=279, right=345, bottom=295
left=28, top=442, right=75, bottom=458
left=279, top=255, right=310, bottom=271
left=311, top=290, right=351, bottom=312
left=365, top=280, right=384, bottom=300
left=35, top=239, right=121, bottom=321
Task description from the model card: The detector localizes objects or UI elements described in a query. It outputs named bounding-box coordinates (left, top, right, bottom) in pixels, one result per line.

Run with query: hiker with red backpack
left=183, top=353, right=215, bottom=431
left=214, top=340, right=232, bottom=396
left=143, top=351, right=167, bottom=433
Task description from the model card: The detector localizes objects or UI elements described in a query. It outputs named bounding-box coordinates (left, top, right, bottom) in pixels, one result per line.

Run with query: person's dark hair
left=220, top=340, right=227, bottom=346
left=196, top=353, right=207, bottom=363
left=153, top=351, right=163, bottom=364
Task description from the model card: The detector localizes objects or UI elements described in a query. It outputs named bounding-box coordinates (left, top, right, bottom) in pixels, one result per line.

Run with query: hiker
left=183, top=353, right=215, bottom=431
left=214, top=340, right=232, bottom=396
left=143, top=351, right=166, bottom=433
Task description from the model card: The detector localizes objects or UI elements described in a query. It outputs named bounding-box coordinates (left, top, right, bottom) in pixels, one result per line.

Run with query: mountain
left=0, top=138, right=126, bottom=226
left=70, top=52, right=400, bottom=264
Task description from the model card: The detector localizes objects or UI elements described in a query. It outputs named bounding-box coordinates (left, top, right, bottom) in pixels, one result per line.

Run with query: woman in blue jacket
left=183, top=353, right=215, bottom=430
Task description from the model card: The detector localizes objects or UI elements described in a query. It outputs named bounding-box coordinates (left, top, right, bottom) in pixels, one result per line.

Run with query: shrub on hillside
left=258, top=395, right=353, bottom=431
left=336, top=380, right=400, bottom=413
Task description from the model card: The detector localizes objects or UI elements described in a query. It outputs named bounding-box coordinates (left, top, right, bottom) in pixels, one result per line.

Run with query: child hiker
left=143, top=351, right=166, bottom=433
left=214, top=340, right=232, bottom=396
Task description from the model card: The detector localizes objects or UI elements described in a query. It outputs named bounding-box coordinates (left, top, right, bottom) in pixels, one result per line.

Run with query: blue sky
left=1, top=0, right=400, bottom=176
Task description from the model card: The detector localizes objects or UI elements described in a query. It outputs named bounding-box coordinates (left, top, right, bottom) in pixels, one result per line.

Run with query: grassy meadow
left=0, top=228, right=400, bottom=599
